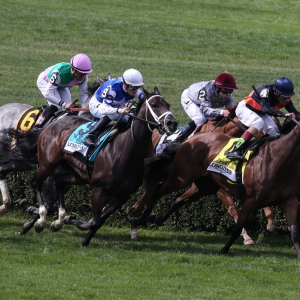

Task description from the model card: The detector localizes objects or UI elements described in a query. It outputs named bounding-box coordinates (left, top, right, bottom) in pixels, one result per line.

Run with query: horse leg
left=221, top=199, right=256, bottom=255
left=0, top=178, right=11, bottom=213
left=49, top=172, right=74, bottom=232
left=263, top=207, right=277, bottom=233
left=31, top=175, right=49, bottom=233
left=65, top=186, right=105, bottom=246
left=149, top=183, right=200, bottom=226
left=280, top=197, right=300, bottom=259
left=217, top=188, right=255, bottom=246
left=16, top=215, right=40, bottom=235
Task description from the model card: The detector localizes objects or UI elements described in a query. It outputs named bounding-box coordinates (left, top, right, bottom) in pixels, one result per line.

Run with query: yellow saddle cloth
left=207, top=138, right=253, bottom=184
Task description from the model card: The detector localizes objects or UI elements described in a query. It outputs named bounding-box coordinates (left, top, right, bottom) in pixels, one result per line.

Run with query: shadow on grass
left=61, top=225, right=297, bottom=259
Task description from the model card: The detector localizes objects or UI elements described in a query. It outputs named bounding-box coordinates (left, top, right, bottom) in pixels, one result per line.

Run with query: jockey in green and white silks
left=35, top=53, right=93, bottom=128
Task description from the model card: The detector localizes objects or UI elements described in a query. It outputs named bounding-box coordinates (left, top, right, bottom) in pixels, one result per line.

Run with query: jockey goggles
left=127, top=84, right=141, bottom=91
left=219, top=88, right=233, bottom=94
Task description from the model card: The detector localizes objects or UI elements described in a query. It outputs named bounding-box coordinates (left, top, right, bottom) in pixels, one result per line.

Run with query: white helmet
left=122, top=69, right=144, bottom=87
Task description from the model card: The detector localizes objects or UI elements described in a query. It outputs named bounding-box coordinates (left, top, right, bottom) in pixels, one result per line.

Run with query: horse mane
left=0, top=128, right=40, bottom=163
left=278, top=118, right=296, bottom=135
left=87, top=74, right=112, bottom=97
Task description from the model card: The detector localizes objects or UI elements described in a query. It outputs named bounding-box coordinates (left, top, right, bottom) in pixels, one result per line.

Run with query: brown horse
left=133, top=119, right=300, bottom=259
left=24, top=87, right=177, bottom=246
left=130, top=117, right=276, bottom=244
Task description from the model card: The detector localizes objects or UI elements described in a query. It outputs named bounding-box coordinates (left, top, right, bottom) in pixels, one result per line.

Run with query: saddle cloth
left=64, top=122, right=118, bottom=160
left=207, top=138, right=253, bottom=184
left=64, top=122, right=96, bottom=156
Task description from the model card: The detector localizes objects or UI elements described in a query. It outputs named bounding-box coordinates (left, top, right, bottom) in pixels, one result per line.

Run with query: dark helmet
left=274, top=77, right=295, bottom=97
left=214, top=72, right=238, bottom=90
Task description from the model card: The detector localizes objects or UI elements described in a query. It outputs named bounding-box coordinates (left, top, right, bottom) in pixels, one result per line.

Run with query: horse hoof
left=243, top=238, right=255, bottom=246
left=64, top=215, right=76, bottom=224
left=50, top=222, right=63, bottom=232
left=220, top=248, right=229, bottom=255
left=34, top=224, right=45, bottom=233
left=81, top=240, right=90, bottom=247
left=267, top=225, right=277, bottom=234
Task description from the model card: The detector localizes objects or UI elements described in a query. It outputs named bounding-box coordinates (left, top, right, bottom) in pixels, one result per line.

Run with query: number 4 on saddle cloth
left=207, top=135, right=275, bottom=199
left=63, top=121, right=118, bottom=163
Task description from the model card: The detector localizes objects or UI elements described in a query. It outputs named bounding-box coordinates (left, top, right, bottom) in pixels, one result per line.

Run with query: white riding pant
left=89, top=96, right=130, bottom=122
left=236, top=100, right=280, bottom=137
left=37, top=72, right=72, bottom=109
left=181, top=89, right=207, bottom=126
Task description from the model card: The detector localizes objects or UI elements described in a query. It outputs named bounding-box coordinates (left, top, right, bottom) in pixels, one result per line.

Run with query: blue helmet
left=274, top=77, right=295, bottom=97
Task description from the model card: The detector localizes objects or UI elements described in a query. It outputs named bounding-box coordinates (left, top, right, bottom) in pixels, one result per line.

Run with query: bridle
left=130, top=94, right=174, bottom=150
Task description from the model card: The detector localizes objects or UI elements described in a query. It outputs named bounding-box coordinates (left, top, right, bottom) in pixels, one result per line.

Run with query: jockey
left=35, top=53, right=93, bottom=128
left=177, top=71, right=238, bottom=143
left=226, top=77, right=300, bottom=161
left=83, top=68, right=146, bottom=146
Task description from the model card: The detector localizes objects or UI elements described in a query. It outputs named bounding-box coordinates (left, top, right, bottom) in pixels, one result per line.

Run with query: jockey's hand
left=285, top=112, right=296, bottom=119
left=64, top=103, right=75, bottom=110
left=118, top=107, right=131, bottom=114
left=223, top=110, right=231, bottom=118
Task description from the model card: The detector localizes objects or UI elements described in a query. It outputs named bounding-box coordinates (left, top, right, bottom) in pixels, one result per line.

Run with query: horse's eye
left=151, top=104, right=158, bottom=108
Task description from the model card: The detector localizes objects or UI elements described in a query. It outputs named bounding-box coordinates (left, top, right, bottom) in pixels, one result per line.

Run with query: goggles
left=127, top=84, right=141, bottom=91
left=219, top=88, right=233, bottom=94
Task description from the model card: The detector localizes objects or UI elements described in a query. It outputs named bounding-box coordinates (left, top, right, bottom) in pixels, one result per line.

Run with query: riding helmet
left=122, top=69, right=144, bottom=87
left=70, top=53, right=93, bottom=74
left=214, top=72, right=238, bottom=90
left=274, top=77, right=295, bottom=97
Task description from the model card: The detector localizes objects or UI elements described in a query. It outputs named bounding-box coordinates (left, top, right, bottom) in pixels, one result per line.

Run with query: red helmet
left=214, top=72, right=238, bottom=90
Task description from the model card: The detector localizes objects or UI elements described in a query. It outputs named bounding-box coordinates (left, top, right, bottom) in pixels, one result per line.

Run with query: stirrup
left=226, top=151, right=247, bottom=162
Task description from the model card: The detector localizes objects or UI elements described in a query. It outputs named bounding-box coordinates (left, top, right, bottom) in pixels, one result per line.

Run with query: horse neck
left=267, top=125, right=300, bottom=169
left=202, top=118, right=244, bottom=137
left=129, top=107, right=153, bottom=154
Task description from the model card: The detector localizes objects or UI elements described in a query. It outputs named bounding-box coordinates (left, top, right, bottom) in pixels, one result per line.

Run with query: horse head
left=141, top=87, right=178, bottom=135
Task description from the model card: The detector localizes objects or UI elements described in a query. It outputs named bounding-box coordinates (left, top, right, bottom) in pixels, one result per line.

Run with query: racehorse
left=132, top=119, right=300, bottom=259
left=13, top=87, right=177, bottom=246
left=130, top=117, right=276, bottom=244
left=0, top=100, right=94, bottom=232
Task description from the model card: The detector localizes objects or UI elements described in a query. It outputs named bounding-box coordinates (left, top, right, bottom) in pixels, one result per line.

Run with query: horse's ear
left=107, top=73, right=112, bottom=80
left=142, top=87, right=150, bottom=98
left=154, top=86, right=161, bottom=95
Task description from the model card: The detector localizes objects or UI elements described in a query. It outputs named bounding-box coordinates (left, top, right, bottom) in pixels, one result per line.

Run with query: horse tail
left=0, top=128, right=41, bottom=163
left=144, top=142, right=181, bottom=178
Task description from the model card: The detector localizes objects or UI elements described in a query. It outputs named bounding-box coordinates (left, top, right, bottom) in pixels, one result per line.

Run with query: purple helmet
left=70, top=53, right=93, bottom=74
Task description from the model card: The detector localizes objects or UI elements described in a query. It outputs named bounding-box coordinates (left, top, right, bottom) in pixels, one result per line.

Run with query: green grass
left=1, top=217, right=300, bottom=300
left=1, top=0, right=300, bottom=298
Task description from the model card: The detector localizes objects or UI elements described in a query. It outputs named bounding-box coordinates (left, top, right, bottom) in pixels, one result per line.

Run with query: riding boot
left=226, top=138, right=248, bottom=161
left=173, top=120, right=196, bottom=143
left=34, top=105, right=58, bottom=128
left=84, top=115, right=111, bottom=146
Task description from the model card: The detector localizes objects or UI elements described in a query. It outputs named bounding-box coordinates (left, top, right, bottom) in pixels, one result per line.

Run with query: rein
left=69, top=107, right=89, bottom=112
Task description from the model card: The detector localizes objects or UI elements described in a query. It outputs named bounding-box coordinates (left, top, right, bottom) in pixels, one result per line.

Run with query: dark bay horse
left=130, top=117, right=276, bottom=244
left=23, top=88, right=177, bottom=246
left=133, top=119, right=300, bottom=259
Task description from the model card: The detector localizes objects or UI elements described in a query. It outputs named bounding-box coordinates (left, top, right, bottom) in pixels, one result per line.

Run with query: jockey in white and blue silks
left=84, top=68, right=146, bottom=146
left=35, top=53, right=93, bottom=128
